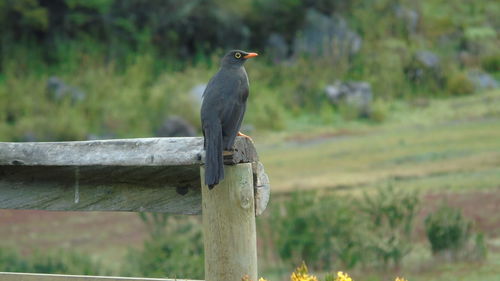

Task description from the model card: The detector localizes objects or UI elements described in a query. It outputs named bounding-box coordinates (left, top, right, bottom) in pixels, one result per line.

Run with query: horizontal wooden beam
left=0, top=165, right=202, bottom=214
left=0, top=272, right=200, bottom=281
left=0, top=137, right=269, bottom=215
left=0, top=137, right=257, bottom=167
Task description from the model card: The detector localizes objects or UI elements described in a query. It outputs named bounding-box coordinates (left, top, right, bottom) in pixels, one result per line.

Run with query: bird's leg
left=238, top=131, right=253, bottom=142
left=223, top=140, right=234, bottom=157
left=223, top=136, right=235, bottom=152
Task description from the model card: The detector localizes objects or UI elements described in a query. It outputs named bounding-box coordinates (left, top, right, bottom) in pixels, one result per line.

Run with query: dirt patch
left=0, top=210, right=146, bottom=258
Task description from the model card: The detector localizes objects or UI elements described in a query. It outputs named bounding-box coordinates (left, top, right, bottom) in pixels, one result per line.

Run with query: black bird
left=201, top=50, right=258, bottom=189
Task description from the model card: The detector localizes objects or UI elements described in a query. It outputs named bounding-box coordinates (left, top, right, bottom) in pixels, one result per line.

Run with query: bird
left=201, top=50, right=258, bottom=189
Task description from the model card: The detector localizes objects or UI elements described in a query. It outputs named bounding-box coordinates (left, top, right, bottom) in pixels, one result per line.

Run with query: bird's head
left=221, top=50, right=258, bottom=68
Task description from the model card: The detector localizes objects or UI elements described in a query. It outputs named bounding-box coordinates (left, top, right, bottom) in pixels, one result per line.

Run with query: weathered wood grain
left=0, top=137, right=267, bottom=215
left=0, top=165, right=201, bottom=214
left=0, top=137, right=257, bottom=166
left=254, top=162, right=270, bottom=216
left=201, top=164, right=258, bottom=281
left=0, top=272, right=200, bottom=281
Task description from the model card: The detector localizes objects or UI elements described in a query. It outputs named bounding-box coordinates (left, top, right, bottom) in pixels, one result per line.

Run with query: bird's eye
left=234, top=52, right=242, bottom=59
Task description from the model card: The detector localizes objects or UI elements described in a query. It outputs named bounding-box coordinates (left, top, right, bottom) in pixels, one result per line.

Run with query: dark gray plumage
left=201, top=50, right=258, bottom=189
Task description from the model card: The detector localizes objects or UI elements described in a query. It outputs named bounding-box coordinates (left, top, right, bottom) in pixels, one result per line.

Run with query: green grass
left=255, top=90, right=500, bottom=193
left=400, top=251, right=500, bottom=281
left=349, top=252, right=500, bottom=281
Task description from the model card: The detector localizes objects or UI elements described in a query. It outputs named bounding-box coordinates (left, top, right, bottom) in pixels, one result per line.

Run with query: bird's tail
left=204, top=122, right=224, bottom=189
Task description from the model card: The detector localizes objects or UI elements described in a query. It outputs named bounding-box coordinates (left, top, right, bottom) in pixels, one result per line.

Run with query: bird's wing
left=221, top=86, right=247, bottom=150
left=201, top=71, right=238, bottom=119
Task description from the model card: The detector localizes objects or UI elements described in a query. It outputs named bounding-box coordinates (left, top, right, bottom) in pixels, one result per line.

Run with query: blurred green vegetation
left=0, top=248, right=106, bottom=275
left=425, top=205, right=487, bottom=262
left=1, top=0, right=499, bottom=280
left=1, top=0, right=499, bottom=141
left=123, top=215, right=204, bottom=279
left=263, top=186, right=419, bottom=271
left=425, top=205, right=472, bottom=256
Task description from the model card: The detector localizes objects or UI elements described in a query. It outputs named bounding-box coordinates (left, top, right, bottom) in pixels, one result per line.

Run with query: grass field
left=0, top=90, right=499, bottom=279
left=255, top=90, right=500, bottom=193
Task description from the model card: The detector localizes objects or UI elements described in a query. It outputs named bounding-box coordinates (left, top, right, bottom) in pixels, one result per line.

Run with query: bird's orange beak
left=244, top=52, right=259, bottom=59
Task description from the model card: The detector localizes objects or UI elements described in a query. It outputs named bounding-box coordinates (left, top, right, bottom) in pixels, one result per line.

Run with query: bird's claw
left=238, top=131, right=253, bottom=142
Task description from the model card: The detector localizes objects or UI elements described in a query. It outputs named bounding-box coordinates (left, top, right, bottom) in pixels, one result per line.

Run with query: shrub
left=0, top=247, right=105, bottom=275
left=246, top=85, right=287, bottom=131
left=481, top=54, right=500, bottom=73
left=472, top=232, right=487, bottom=261
left=0, top=247, right=29, bottom=272
left=29, top=251, right=106, bottom=275
left=138, top=212, right=170, bottom=239
left=424, top=205, right=472, bottom=260
left=263, top=187, right=421, bottom=271
left=446, top=72, right=475, bottom=96
left=369, top=99, right=389, bottom=123
left=265, top=191, right=364, bottom=270
left=358, top=185, right=420, bottom=269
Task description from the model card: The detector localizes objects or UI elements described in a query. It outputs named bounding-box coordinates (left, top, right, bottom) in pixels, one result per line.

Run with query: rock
left=155, top=116, right=196, bottom=137
left=266, top=33, right=289, bottom=63
left=294, top=9, right=362, bottom=59
left=46, top=76, right=86, bottom=104
left=325, top=81, right=373, bottom=117
left=394, top=6, right=419, bottom=35
left=415, top=50, right=440, bottom=69
left=406, top=50, right=442, bottom=83
left=467, top=71, right=499, bottom=90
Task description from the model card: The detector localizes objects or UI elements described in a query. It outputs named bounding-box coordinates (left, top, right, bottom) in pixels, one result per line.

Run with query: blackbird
left=201, top=50, right=258, bottom=189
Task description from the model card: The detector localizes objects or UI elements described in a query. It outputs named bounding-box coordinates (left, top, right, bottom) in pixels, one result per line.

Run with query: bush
left=369, top=99, right=389, bottom=123
left=446, top=72, right=475, bottom=96
left=0, top=247, right=30, bottom=272
left=262, top=187, right=421, bottom=271
left=424, top=205, right=472, bottom=260
left=481, top=54, right=500, bottom=73
left=0, top=247, right=105, bottom=275
left=358, top=185, right=420, bottom=269
left=265, top=191, right=366, bottom=270
left=29, top=251, right=106, bottom=275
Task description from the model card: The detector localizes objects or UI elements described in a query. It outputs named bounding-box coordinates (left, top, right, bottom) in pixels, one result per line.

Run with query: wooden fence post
left=201, top=163, right=258, bottom=281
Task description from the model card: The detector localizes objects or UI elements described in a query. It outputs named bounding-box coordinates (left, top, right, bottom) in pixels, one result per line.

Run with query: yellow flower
left=290, top=262, right=318, bottom=281
left=259, top=278, right=268, bottom=281
left=291, top=272, right=318, bottom=281
left=395, top=278, right=408, bottom=281
left=335, top=271, right=353, bottom=281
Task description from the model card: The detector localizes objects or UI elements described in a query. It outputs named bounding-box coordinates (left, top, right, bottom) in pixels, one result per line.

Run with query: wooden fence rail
left=0, top=137, right=270, bottom=281
left=0, top=272, right=199, bottom=281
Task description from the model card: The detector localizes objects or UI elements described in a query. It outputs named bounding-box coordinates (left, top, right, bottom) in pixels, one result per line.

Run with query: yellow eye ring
left=235, top=52, right=242, bottom=59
